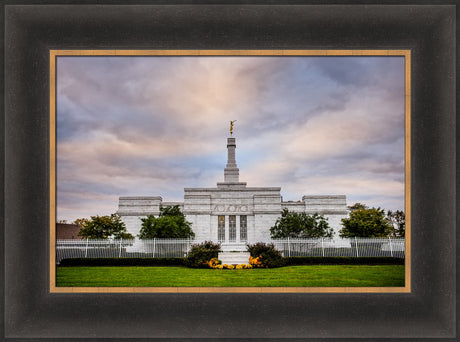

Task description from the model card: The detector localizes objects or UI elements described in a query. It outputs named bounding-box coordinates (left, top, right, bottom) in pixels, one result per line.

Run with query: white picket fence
left=56, top=237, right=405, bottom=264
left=270, top=237, right=405, bottom=258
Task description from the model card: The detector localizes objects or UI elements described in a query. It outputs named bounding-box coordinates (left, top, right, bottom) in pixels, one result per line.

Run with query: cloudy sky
left=56, top=56, right=405, bottom=222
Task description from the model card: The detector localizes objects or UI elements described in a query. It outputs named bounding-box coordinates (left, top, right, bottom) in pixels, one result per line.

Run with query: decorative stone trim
left=162, top=202, right=184, bottom=206
left=117, top=211, right=159, bottom=216
left=304, top=210, right=349, bottom=215
left=253, top=210, right=283, bottom=214
left=183, top=195, right=211, bottom=199
left=118, top=204, right=158, bottom=207
left=184, top=187, right=281, bottom=192
left=302, top=195, right=346, bottom=200
left=119, top=196, right=162, bottom=200
left=183, top=211, right=212, bottom=215
left=253, top=194, right=282, bottom=198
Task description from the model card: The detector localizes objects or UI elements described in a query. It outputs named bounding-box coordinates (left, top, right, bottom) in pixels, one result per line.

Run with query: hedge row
left=59, top=257, right=185, bottom=267
left=59, top=256, right=404, bottom=267
left=285, top=257, right=405, bottom=265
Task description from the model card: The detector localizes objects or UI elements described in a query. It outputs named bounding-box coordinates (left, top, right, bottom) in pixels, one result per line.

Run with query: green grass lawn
left=56, top=265, right=405, bottom=287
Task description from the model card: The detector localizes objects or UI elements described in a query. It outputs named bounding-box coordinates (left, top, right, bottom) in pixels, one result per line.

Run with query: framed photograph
left=3, top=2, right=456, bottom=340
left=50, top=49, right=410, bottom=293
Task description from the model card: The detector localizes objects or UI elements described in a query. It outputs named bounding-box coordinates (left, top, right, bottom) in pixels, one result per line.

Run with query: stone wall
left=281, top=201, right=305, bottom=213
left=324, top=214, right=347, bottom=238
left=303, top=195, right=348, bottom=214
left=252, top=213, right=278, bottom=241
left=186, top=214, right=212, bottom=241
left=121, top=215, right=145, bottom=238
left=118, top=196, right=162, bottom=216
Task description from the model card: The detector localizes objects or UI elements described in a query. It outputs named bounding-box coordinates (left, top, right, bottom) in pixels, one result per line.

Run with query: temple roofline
left=184, top=186, right=281, bottom=192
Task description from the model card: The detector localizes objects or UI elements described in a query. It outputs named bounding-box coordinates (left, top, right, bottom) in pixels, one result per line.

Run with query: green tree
left=159, top=205, right=183, bottom=217
left=348, top=203, right=368, bottom=212
left=73, top=218, right=89, bottom=227
left=387, top=210, right=405, bottom=237
left=340, top=206, right=393, bottom=238
left=270, top=209, right=333, bottom=239
left=138, top=205, right=195, bottom=239
left=77, top=214, right=134, bottom=239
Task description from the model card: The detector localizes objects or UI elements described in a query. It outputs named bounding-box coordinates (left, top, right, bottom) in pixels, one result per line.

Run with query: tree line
left=70, top=203, right=405, bottom=240
left=73, top=205, right=195, bottom=240
left=270, top=203, right=405, bottom=239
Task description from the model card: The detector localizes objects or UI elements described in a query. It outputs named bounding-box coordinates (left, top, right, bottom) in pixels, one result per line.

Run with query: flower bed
left=207, top=256, right=268, bottom=269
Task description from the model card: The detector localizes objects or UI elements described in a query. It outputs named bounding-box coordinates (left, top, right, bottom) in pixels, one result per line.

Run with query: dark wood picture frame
left=2, top=2, right=456, bottom=340
left=50, top=48, right=411, bottom=294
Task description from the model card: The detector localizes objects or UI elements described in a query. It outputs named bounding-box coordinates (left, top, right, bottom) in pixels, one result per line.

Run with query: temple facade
left=117, top=134, right=348, bottom=245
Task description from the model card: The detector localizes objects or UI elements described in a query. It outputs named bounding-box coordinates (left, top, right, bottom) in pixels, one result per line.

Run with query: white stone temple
left=117, top=129, right=348, bottom=247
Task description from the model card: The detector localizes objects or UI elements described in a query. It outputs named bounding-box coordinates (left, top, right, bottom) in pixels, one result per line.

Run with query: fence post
left=85, top=238, right=89, bottom=258
left=321, top=238, right=325, bottom=257
left=287, top=237, right=291, bottom=257
left=152, top=238, right=156, bottom=258
left=388, top=236, right=393, bottom=257
left=355, top=237, right=359, bottom=257
left=119, top=238, right=123, bottom=257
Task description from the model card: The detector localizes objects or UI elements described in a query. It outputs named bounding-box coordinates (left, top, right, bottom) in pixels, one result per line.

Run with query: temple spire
left=224, top=120, right=239, bottom=182
left=217, top=121, right=247, bottom=188
left=224, top=137, right=239, bottom=182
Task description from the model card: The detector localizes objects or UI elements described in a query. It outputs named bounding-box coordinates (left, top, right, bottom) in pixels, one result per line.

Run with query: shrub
left=246, top=242, right=286, bottom=268
left=185, top=241, right=221, bottom=268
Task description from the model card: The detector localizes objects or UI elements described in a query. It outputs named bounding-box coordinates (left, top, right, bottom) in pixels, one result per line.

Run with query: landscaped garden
left=56, top=241, right=405, bottom=287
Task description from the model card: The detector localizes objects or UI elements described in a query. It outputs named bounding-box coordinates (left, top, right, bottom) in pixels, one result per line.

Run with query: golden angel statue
left=230, top=120, right=237, bottom=135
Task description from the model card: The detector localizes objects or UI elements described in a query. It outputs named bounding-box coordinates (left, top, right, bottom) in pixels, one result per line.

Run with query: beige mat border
left=49, top=49, right=411, bottom=293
